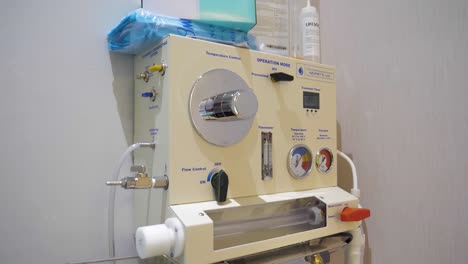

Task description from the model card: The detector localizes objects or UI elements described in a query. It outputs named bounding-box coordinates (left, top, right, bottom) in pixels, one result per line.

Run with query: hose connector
left=106, top=165, right=168, bottom=189
left=148, top=63, right=167, bottom=76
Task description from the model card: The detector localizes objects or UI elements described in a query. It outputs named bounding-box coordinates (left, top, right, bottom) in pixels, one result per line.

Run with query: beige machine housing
left=133, top=35, right=359, bottom=263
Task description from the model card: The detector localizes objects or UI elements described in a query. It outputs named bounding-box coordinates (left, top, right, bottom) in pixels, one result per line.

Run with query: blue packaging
left=107, top=9, right=257, bottom=54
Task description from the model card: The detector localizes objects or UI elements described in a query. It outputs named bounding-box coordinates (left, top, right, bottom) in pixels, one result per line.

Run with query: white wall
left=321, top=0, right=468, bottom=263
left=0, top=1, right=139, bottom=263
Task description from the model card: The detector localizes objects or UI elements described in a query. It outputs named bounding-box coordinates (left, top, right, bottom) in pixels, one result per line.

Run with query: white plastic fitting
left=135, top=218, right=185, bottom=259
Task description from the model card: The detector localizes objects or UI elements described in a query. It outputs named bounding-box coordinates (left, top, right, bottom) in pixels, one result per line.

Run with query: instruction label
left=149, top=128, right=159, bottom=136
left=205, top=51, right=241, bottom=61
left=181, top=167, right=207, bottom=172
left=291, top=128, right=307, bottom=142
left=317, top=128, right=331, bottom=140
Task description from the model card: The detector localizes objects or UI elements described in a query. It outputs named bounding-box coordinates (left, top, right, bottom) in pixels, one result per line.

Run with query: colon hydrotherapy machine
left=108, top=35, right=370, bottom=264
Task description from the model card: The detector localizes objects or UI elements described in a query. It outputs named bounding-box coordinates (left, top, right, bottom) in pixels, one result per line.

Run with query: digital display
left=303, top=91, right=320, bottom=109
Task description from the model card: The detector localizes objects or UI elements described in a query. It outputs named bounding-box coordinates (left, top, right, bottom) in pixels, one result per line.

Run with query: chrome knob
left=199, top=89, right=258, bottom=121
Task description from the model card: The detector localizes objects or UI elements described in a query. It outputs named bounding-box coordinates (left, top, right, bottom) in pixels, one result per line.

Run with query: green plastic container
left=198, top=0, right=257, bottom=31
left=143, top=0, right=256, bottom=32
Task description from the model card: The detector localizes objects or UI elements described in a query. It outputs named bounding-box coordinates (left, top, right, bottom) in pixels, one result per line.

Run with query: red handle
left=340, top=207, right=371, bottom=221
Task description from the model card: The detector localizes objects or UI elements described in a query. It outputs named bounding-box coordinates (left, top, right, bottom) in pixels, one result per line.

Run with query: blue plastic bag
left=107, top=9, right=257, bottom=54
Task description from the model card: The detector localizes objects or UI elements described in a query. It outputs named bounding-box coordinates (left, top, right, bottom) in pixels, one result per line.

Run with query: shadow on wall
left=336, top=121, right=353, bottom=192
left=109, top=52, right=134, bottom=145
left=336, top=121, right=372, bottom=264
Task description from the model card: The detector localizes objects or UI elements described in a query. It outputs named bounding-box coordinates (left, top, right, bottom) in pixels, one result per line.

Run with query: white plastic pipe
left=337, top=150, right=366, bottom=264
left=346, top=227, right=366, bottom=264
left=337, top=150, right=360, bottom=198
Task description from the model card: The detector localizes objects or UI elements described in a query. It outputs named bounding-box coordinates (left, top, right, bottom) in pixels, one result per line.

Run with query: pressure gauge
left=287, top=145, right=313, bottom=179
left=316, top=148, right=334, bottom=173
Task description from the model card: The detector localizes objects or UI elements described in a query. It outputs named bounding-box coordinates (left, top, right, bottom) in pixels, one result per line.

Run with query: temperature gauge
left=316, top=148, right=334, bottom=173
left=288, top=145, right=313, bottom=179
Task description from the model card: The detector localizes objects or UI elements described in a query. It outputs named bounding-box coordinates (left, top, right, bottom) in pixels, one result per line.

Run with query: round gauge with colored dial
left=288, top=145, right=313, bottom=179
left=316, top=148, right=334, bottom=173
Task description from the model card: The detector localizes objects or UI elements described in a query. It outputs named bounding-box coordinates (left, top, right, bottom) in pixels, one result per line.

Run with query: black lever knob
left=270, top=72, right=294, bottom=82
left=211, top=170, right=229, bottom=203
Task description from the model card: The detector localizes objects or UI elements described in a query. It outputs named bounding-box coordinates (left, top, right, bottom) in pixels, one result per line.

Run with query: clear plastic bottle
left=301, top=0, right=320, bottom=62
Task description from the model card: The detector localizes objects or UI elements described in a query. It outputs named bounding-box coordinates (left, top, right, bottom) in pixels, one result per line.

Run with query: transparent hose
left=108, top=142, right=155, bottom=259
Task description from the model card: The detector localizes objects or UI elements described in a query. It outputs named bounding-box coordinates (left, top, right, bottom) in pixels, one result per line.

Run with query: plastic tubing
left=108, top=142, right=155, bottom=259
left=338, top=151, right=365, bottom=264
left=347, top=226, right=365, bottom=264
left=337, top=150, right=360, bottom=198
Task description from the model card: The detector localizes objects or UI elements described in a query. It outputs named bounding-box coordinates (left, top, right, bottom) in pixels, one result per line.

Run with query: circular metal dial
left=287, top=145, right=313, bottom=179
left=316, top=147, right=334, bottom=173
left=189, top=69, right=258, bottom=146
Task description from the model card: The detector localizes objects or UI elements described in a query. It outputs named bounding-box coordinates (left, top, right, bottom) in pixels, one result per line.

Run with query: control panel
left=134, top=35, right=337, bottom=208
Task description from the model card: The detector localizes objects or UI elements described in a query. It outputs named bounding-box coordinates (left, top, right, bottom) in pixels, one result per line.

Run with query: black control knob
left=270, top=72, right=294, bottom=82
left=211, top=170, right=229, bottom=203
